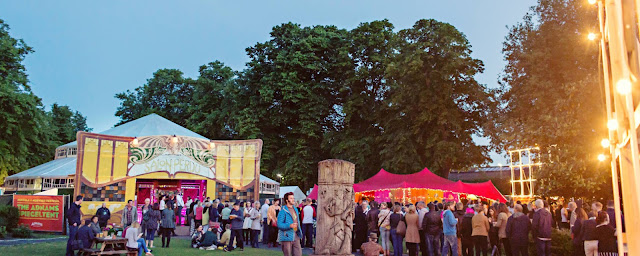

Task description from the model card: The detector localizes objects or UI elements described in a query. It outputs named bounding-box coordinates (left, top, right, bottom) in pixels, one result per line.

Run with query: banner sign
left=13, top=195, right=64, bottom=232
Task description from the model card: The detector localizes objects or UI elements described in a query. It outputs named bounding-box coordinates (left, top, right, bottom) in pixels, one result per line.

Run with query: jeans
left=426, top=233, right=442, bottom=256
left=500, top=238, right=512, bottom=256
left=262, top=218, right=269, bottom=243
left=442, top=234, right=458, bottom=256
left=536, top=239, right=551, bottom=256
left=146, top=228, right=156, bottom=241
left=177, top=206, right=183, bottom=225
left=379, top=227, right=390, bottom=250
left=419, top=230, right=427, bottom=256
left=66, top=224, right=78, bottom=256
left=391, top=229, right=404, bottom=256
left=281, top=236, right=302, bottom=256
left=161, top=227, right=173, bottom=247
left=511, top=244, right=529, bottom=256
left=472, top=235, right=488, bottom=256
left=301, top=223, right=314, bottom=247
left=228, top=229, right=244, bottom=250
left=135, top=238, right=149, bottom=256
left=584, top=240, right=598, bottom=256
left=407, top=242, right=418, bottom=256
left=251, top=229, right=260, bottom=247
left=461, top=237, right=473, bottom=256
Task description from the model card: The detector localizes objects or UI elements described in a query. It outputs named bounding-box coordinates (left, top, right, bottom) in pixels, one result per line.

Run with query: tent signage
left=12, top=195, right=64, bottom=232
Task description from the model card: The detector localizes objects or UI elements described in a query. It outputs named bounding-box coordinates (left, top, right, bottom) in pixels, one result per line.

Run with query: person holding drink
left=224, top=202, right=245, bottom=252
left=278, top=192, right=303, bottom=256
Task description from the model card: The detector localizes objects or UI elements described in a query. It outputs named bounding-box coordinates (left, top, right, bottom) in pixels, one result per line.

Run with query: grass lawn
left=1, top=237, right=287, bottom=256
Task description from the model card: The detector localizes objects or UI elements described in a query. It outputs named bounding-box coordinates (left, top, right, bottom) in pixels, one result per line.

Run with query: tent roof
left=60, top=113, right=208, bottom=148
left=354, top=168, right=506, bottom=202
left=307, top=184, right=318, bottom=200
left=354, top=168, right=456, bottom=192
left=6, top=157, right=77, bottom=180
left=260, top=175, right=279, bottom=184
left=279, top=186, right=306, bottom=202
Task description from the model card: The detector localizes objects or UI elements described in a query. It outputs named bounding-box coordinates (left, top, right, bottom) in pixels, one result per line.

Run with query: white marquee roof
left=279, top=186, right=306, bottom=202
left=6, top=114, right=209, bottom=181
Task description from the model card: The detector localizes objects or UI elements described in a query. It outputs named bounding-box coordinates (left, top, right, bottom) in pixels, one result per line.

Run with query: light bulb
left=588, top=33, right=597, bottom=41
left=607, top=119, right=618, bottom=130
left=588, top=0, right=597, bottom=4
left=601, top=138, right=610, bottom=148
left=616, top=79, right=632, bottom=94
left=209, top=141, right=216, bottom=149
left=132, top=137, right=139, bottom=146
left=597, top=154, right=606, bottom=162
left=172, top=135, right=178, bottom=143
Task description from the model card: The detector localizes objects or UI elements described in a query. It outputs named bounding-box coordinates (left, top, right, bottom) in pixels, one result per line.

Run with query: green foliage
left=0, top=19, right=91, bottom=184
left=489, top=0, right=611, bottom=200
left=10, top=224, right=33, bottom=238
left=0, top=205, right=20, bottom=231
left=0, top=226, right=6, bottom=238
left=115, top=19, right=493, bottom=190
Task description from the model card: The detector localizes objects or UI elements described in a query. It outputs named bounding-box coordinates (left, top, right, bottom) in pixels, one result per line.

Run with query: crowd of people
left=65, top=190, right=622, bottom=256
left=64, top=191, right=317, bottom=256
left=353, top=198, right=622, bottom=256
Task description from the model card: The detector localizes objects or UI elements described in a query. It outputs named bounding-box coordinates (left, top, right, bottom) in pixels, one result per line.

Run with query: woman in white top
left=378, top=202, right=392, bottom=256
left=125, top=222, right=153, bottom=256
left=243, top=202, right=253, bottom=245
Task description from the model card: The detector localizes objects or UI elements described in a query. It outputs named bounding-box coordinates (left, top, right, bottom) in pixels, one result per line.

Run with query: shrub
left=528, top=228, right=573, bottom=255
left=11, top=224, right=32, bottom=238
left=0, top=226, right=7, bottom=238
left=0, top=205, right=20, bottom=231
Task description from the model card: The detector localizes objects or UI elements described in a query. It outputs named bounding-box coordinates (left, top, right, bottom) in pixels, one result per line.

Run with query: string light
left=587, top=0, right=597, bottom=4
left=601, top=138, right=610, bottom=148
left=607, top=119, right=619, bottom=130
left=588, top=32, right=598, bottom=41
left=598, top=154, right=606, bottom=162
left=616, top=79, right=632, bottom=94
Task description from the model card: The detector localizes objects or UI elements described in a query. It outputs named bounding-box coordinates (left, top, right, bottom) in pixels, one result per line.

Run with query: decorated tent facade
left=353, top=168, right=506, bottom=204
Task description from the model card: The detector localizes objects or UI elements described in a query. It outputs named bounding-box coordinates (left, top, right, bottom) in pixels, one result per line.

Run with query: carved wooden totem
left=314, top=159, right=355, bottom=256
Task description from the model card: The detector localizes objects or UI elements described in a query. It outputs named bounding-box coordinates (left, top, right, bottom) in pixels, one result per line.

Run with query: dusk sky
left=0, top=1, right=535, bottom=165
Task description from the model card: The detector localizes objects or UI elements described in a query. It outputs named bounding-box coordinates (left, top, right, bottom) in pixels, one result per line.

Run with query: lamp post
left=594, top=0, right=640, bottom=254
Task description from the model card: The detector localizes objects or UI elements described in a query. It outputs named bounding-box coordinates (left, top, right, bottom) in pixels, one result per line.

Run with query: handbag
left=396, top=219, right=407, bottom=237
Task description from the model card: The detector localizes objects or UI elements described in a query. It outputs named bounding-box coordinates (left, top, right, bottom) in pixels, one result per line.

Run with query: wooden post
left=314, top=159, right=355, bottom=256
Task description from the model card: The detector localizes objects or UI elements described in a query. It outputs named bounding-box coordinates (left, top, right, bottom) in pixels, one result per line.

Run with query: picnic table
left=79, top=237, right=135, bottom=256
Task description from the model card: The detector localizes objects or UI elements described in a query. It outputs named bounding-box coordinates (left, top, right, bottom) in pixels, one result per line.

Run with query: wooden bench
left=80, top=249, right=130, bottom=256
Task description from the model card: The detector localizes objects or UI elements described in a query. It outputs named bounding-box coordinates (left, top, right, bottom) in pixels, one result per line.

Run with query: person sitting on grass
left=220, top=224, right=235, bottom=249
left=198, top=226, right=224, bottom=250
left=191, top=225, right=204, bottom=248
left=125, top=222, right=153, bottom=256
left=361, top=233, right=384, bottom=256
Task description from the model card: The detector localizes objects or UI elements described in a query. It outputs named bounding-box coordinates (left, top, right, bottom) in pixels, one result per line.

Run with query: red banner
left=13, top=195, right=64, bottom=232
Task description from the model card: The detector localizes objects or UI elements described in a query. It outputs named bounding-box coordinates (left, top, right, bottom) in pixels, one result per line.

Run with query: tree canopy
left=115, top=19, right=492, bottom=190
left=489, top=0, right=611, bottom=200
left=0, top=19, right=91, bottom=184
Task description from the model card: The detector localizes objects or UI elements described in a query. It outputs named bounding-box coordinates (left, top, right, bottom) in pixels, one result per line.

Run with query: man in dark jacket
left=209, top=203, right=220, bottom=223
left=423, top=203, right=442, bottom=256
left=225, top=201, right=245, bottom=251
left=95, top=203, right=110, bottom=229
left=76, top=220, right=96, bottom=250
left=460, top=208, right=475, bottom=256
left=532, top=199, right=552, bottom=256
left=365, top=201, right=380, bottom=238
left=66, top=195, right=83, bottom=256
left=506, top=204, right=530, bottom=256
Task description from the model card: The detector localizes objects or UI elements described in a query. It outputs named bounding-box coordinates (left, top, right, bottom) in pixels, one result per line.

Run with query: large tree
left=0, top=20, right=91, bottom=184
left=114, top=20, right=493, bottom=190
left=48, top=103, right=92, bottom=145
left=115, top=69, right=194, bottom=127
left=240, top=23, right=353, bottom=188
left=489, top=0, right=610, bottom=199
left=379, top=19, right=491, bottom=177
